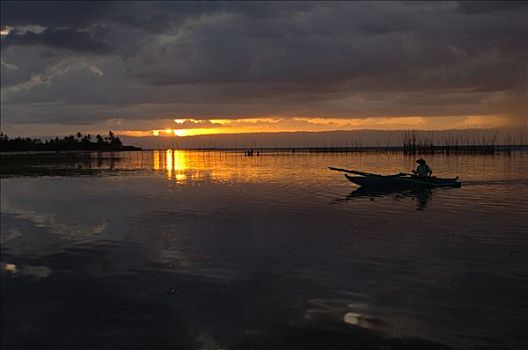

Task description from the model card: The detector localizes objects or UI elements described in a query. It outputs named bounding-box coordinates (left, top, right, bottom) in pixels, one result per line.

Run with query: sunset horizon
left=3, top=117, right=524, bottom=139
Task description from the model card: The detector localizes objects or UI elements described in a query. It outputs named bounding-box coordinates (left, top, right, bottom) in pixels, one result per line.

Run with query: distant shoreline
left=0, top=148, right=141, bottom=156
left=1, top=144, right=526, bottom=156
left=1, top=147, right=141, bottom=153
left=0, top=132, right=141, bottom=153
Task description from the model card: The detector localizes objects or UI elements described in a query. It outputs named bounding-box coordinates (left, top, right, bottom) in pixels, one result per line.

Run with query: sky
left=1, top=1, right=527, bottom=138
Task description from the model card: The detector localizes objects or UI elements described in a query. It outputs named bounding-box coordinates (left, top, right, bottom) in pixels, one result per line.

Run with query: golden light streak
left=150, top=149, right=276, bottom=184
left=209, top=117, right=281, bottom=125
left=154, top=149, right=190, bottom=180
left=150, top=116, right=497, bottom=137
left=153, top=150, right=160, bottom=170
left=166, top=149, right=173, bottom=179
left=119, top=130, right=157, bottom=137
left=173, top=150, right=188, bottom=171
left=120, top=115, right=511, bottom=139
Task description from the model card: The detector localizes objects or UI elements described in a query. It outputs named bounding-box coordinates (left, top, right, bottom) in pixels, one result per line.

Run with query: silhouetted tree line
left=0, top=131, right=140, bottom=152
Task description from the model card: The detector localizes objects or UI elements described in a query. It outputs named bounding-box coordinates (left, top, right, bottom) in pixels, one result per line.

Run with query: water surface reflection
left=336, top=186, right=439, bottom=211
left=1, top=150, right=527, bottom=350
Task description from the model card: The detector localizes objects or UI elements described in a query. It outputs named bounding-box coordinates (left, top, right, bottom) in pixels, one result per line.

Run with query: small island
left=0, top=131, right=141, bottom=152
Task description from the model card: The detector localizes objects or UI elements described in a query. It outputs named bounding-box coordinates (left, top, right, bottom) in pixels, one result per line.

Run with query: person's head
left=416, top=158, right=426, bottom=165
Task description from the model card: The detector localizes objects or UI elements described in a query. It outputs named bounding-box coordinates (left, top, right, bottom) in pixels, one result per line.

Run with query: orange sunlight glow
left=151, top=128, right=213, bottom=136
left=151, top=149, right=189, bottom=181
left=117, top=115, right=511, bottom=138
left=166, top=149, right=173, bottom=178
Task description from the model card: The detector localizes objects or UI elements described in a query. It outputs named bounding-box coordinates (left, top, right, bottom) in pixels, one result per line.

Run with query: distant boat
left=329, top=167, right=461, bottom=188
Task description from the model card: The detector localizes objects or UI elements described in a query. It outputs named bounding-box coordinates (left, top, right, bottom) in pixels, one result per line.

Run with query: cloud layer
left=1, top=1, right=526, bottom=135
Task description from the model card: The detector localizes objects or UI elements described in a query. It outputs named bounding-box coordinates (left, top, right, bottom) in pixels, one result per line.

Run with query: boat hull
left=345, top=174, right=461, bottom=188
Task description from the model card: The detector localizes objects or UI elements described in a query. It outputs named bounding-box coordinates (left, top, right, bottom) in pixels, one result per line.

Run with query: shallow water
left=1, top=151, right=527, bottom=349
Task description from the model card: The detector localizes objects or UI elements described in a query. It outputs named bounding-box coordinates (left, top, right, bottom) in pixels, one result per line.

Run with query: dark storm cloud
left=2, top=27, right=112, bottom=54
left=0, top=1, right=108, bottom=27
left=123, top=1, right=527, bottom=98
left=1, top=1, right=527, bottom=127
left=0, top=1, right=282, bottom=33
left=456, top=1, right=528, bottom=14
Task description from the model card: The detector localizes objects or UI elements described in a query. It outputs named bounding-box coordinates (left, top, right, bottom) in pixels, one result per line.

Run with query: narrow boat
left=329, top=167, right=461, bottom=188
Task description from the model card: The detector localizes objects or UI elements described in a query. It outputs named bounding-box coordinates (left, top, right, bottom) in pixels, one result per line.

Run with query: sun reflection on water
left=153, top=150, right=160, bottom=170
left=166, top=150, right=173, bottom=178
left=154, top=150, right=191, bottom=180
left=173, top=150, right=189, bottom=171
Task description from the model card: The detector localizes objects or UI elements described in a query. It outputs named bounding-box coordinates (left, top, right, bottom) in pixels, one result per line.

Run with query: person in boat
left=412, top=158, right=432, bottom=177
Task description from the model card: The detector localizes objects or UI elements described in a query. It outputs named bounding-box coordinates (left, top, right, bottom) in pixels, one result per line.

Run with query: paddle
left=329, top=167, right=414, bottom=177
left=328, top=167, right=382, bottom=177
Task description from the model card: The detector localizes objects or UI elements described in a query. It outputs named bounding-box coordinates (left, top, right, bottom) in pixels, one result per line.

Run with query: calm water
left=1, top=151, right=527, bottom=350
